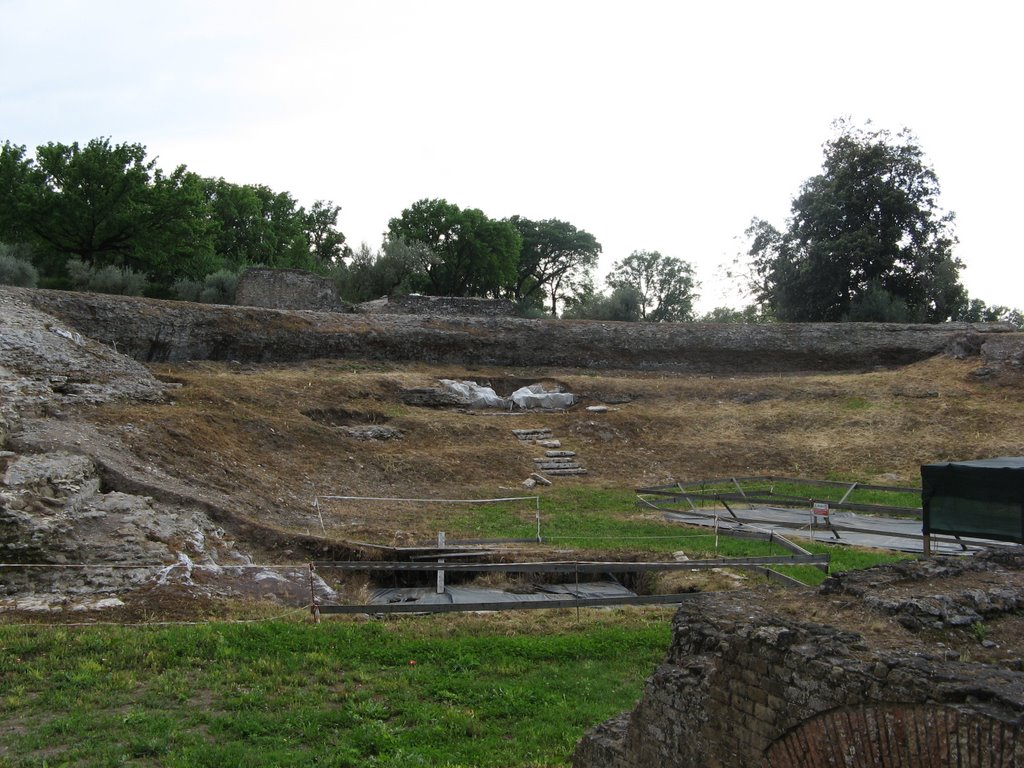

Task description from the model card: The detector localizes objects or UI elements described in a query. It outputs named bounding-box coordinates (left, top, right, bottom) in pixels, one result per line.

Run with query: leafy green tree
left=15, top=138, right=158, bottom=273
left=957, top=299, right=1024, bottom=329
left=0, top=143, right=38, bottom=245
left=203, top=179, right=311, bottom=272
left=699, top=305, right=765, bottom=323
left=0, top=139, right=217, bottom=289
left=605, top=250, right=698, bottom=322
left=745, top=122, right=966, bottom=322
left=137, top=165, right=220, bottom=286
left=562, top=283, right=643, bottom=322
left=305, top=199, right=348, bottom=266
left=507, top=216, right=601, bottom=315
left=0, top=136, right=347, bottom=294
left=387, top=198, right=521, bottom=297
left=335, top=240, right=433, bottom=303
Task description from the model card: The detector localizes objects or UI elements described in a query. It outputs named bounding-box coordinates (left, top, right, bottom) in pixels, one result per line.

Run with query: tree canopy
left=745, top=123, right=966, bottom=322
left=386, top=198, right=521, bottom=298
left=605, top=250, right=698, bottom=322
left=507, top=216, right=601, bottom=315
left=0, top=138, right=346, bottom=295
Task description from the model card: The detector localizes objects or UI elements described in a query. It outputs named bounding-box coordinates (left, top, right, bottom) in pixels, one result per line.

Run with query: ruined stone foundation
left=574, top=551, right=1024, bottom=767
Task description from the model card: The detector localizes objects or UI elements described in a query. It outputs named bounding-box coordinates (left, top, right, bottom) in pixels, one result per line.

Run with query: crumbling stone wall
left=574, top=552, right=1024, bottom=768
left=235, top=267, right=351, bottom=313
left=358, top=294, right=517, bottom=317
left=17, top=287, right=1016, bottom=374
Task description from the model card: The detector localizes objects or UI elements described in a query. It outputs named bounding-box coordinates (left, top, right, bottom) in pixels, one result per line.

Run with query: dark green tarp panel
left=922, top=457, right=1024, bottom=544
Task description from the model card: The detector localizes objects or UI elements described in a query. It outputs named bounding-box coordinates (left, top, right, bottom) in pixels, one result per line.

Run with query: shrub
left=0, top=245, right=39, bottom=287
left=846, top=280, right=916, bottom=322
left=66, top=257, right=149, bottom=296
left=198, top=269, right=238, bottom=305
left=172, top=278, right=204, bottom=302
left=515, top=300, right=549, bottom=319
left=563, top=285, right=643, bottom=321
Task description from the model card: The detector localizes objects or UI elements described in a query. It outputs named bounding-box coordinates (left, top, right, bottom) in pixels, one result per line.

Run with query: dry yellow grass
left=88, top=355, right=1024, bottom=545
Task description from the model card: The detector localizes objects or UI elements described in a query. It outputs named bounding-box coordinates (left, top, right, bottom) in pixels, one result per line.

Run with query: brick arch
left=763, top=704, right=1022, bottom=767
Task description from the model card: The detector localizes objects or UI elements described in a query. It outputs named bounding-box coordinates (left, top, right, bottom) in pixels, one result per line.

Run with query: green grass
left=438, top=487, right=799, bottom=555
left=433, top=487, right=912, bottom=583
left=772, top=541, right=911, bottom=585
left=674, top=479, right=922, bottom=511
left=0, top=614, right=671, bottom=767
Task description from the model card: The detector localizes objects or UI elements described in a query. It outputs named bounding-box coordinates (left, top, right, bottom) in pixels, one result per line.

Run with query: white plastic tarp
left=439, top=379, right=507, bottom=409
left=510, top=384, right=575, bottom=410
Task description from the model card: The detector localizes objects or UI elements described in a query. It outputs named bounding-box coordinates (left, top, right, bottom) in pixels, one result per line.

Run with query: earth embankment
left=18, top=287, right=1009, bottom=373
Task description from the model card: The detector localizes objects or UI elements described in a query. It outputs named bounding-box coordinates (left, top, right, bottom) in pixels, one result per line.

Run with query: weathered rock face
left=235, top=267, right=353, bottom=313
left=574, top=552, right=1024, bottom=768
left=15, top=287, right=1013, bottom=374
left=0, top=287, right=348, bottom=611
left=0, top=288, right=166, bottom=408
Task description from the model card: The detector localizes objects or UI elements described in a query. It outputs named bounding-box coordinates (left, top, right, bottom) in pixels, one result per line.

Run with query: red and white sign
left=812, top=502, right=830, bottom=517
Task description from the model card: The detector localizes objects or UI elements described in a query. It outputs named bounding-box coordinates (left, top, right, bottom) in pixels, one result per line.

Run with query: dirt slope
left=2, top=287, right=1023, bottom=613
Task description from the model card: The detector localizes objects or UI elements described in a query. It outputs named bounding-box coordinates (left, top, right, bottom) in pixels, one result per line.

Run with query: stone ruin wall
left=234, top=267, right=352, bottom=313
left=233, top=267, right=515, bottom=318
left=17, top=287, right=1022, bottom=375
left=573, top=551, right=1024, bottom=768
left=359, top=294, right=518, bottom=317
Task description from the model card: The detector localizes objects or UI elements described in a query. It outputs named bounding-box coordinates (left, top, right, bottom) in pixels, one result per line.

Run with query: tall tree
left=0, top=142, right=38, bottom=245
left=203, top=179, right=310, bottom=271
left=17, top=138, right=158, bottom=271
left=507, top=216, right=601, bottom=315
left=746, top=122, right=966, bottom=322
left=305, top=200, right=348, bottom=266
left=387, top=198, right=521, bottom=297
left=606, top=250, right=698, bottom=322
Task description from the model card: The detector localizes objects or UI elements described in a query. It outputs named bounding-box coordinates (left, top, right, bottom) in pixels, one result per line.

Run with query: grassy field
left=7, top=354, right=1016, bottom=765
left=0, top=611, right=672, bottom=768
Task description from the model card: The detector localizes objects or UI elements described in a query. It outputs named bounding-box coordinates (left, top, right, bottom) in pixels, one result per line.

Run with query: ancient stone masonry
left=574, top=551, right=1024, bottom=768
left=357, top=294, right=517, bottom=317
left=15, top=287, right=1017, bottom=374
left=235, top=267, right=353, bottom=313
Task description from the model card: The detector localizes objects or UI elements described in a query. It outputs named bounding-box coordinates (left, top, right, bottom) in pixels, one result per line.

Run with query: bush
left=198, top=269, right=239, bottom=305
left=563, top=285, right=643, bottom=321
left=172, top=278, right=204, bottom=302
left=66, top=257, right=148, bottom=296
left=516, top=302, right=549, bottom=320
left=846, top=281, right=915, bottom=322
left=0, top=245, right=39, bottom=287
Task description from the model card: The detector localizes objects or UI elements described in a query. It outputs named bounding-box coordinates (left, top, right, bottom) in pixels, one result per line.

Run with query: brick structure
left=574, top=552, right=1024, bottom=767
left=234, top=268, right=351, bottom=313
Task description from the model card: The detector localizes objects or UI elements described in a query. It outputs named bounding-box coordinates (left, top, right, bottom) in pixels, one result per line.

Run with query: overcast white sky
left=2, top=0, right=1021, bottom=311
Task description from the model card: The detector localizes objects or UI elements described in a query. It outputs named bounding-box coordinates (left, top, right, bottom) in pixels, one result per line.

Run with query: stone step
left=533, top=457, right=578, bottom=465
left=546, top=468, right=589, bottom=476
left=534, top=461, right=582, bottom=471
left=537, top=439, right=561, bottom=448
left=545, top=450, right=576, bottom=458
left=513, top=429, right=554, bottom=440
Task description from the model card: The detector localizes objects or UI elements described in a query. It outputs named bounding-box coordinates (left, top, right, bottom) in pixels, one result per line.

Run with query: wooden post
left=308, top=563, right=321, bottom=624
left=436, top=531, right=446, bottom=594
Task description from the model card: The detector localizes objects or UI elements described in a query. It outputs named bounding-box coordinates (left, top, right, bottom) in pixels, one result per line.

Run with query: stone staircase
left=512, top=429, right=588, bottom=487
